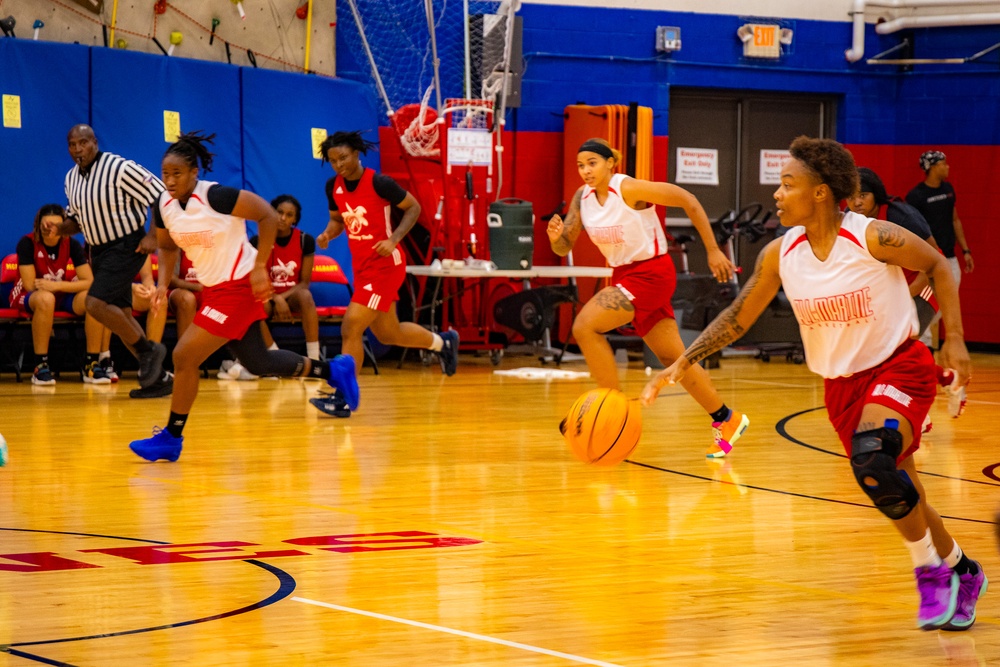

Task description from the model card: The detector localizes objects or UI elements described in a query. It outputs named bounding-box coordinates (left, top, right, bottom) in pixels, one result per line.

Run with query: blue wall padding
left=90, top=48, right=243, bottom=187
left=0, top=40, right=90, bottom=250
left=240, top=67, right=382, bottom=285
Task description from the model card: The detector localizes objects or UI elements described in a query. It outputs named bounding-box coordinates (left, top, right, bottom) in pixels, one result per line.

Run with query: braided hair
left=165, top=131, right=217, bottom=172
left=319, top=130, right=378, bottom=165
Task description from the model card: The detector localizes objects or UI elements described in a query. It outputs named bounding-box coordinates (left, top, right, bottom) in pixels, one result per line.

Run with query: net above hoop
left=392, top=87, right=441, bottom=158
left=443, top=98, right=494, bottom=130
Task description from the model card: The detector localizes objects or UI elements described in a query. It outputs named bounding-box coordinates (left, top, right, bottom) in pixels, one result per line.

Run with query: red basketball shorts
left=351, top=256, right=406, bottom=314
left=192, top=276, right=267, bottom=340
left=824, top=339, right=937, bottom=463
left=610, top=253, right=677, bottom=337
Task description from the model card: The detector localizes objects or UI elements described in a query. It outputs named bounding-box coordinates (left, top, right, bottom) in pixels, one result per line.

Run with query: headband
left=578, top=140, right=614, bottom=160
left=919, top=150, right=946, bottom=172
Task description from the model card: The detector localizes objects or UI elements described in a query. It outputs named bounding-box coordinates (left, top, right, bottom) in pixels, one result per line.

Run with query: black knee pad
left=850, top=427, right=919, bottom=520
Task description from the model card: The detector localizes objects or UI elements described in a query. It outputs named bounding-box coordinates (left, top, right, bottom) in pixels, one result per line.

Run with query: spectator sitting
left=250, top=194, right=321, bottom=361
left=10, top=204, right=104, bottom=385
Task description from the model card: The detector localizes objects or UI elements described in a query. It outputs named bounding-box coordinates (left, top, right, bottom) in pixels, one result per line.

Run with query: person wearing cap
left=906, top=151, right=974, bottom=285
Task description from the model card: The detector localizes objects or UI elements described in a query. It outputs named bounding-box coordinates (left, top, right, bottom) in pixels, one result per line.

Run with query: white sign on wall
left=675, top=147, right=719, bottom=186
left=760, top=149, right=792, bottom=185
left=447, top=128, right=492, bottom=166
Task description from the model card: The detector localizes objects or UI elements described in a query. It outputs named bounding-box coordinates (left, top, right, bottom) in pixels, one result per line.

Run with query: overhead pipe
left=847, top=0, right=1000, bottom=61
left=876, top=12, right=1000, bottom=33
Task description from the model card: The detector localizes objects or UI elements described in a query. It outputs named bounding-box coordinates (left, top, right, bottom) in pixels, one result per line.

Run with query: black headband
left=578, top=140, right=614, bottom=160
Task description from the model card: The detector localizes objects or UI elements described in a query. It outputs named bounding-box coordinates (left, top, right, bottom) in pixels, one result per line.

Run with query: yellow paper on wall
left=164, top=110, right=181, bottom=143
left=3, top=95, right=22, bottom=129
left=312, top=128, right=328, bottom=159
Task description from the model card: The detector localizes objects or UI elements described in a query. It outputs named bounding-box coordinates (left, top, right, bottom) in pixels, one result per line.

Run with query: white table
left=404, top=264, right=612, bottom=363
left=405, top=265, right=612, bottom=280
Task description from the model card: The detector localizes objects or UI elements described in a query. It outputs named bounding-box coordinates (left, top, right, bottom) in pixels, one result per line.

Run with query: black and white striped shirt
left=64, top=151, right=165, bottom=246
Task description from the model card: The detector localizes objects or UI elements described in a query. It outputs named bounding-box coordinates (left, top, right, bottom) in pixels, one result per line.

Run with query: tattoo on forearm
left=595, top=288, right=635, bottom=312
left=875, top=221, right=905, bottom=248
left=683, top=258, right=761, bottom=363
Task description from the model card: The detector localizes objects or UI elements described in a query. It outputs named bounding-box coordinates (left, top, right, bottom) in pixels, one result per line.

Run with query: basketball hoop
left=443, top=98, right=493, bottom=131
left=393, top=87, right=440, bottom=158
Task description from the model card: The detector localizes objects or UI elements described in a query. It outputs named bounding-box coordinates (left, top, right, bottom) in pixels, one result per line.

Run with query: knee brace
left=850, top=424, right=919, bottom=520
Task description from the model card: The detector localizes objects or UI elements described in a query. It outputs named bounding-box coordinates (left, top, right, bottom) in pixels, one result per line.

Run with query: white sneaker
left=944, top=368, right=967, bottom=418
left=218, top=359, right=237, bottom=380
left=230, top=362, right=259, bottom=381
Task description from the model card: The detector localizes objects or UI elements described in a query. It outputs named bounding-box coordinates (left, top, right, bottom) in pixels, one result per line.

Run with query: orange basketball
left=561, top=388, right=642, bottom=466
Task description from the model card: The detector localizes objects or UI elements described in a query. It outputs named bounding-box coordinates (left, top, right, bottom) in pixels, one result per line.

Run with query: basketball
left=561, top=388, right=642, bottom=466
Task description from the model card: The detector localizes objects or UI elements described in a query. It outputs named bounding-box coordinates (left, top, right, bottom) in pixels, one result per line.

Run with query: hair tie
left=578, top=140, right=614, bottom=160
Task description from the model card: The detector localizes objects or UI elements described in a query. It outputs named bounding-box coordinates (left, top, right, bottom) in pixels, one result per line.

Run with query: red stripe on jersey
left=782, top=234, right=810, bottom=257
left=190, top=194, right=205, bottom=205
left=229, top=245, right=244, bottom=281
left=838, top=227, right=864, bottom=248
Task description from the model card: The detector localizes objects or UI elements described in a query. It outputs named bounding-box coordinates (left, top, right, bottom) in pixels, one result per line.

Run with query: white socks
left=943, top=539, right=963, bottom=569
left=268, top=342, right=280, bottom=351
left=905, top=528, right=942, bottom=569
left=99, top=350, right=111, bottom=361
left=306, top=341, right=320, bottom=360
left=429, top=332, right=444, bottom=352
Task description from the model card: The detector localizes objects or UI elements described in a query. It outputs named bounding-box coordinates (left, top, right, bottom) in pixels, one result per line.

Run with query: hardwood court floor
left=1, top=351, right=998, bottom=666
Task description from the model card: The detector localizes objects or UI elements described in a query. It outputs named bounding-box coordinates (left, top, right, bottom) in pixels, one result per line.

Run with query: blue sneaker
left=129, top=427, right=183, bottom=462
left=327, top=355, right=359, bottom=411
left=439, top=330, right=459, bottom=376
left=309, top=391, right=351, bottom=418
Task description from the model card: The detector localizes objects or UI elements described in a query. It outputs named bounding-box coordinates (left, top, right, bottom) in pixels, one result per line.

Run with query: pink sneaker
left=707, top=410, right=749, bottom=459
left=915, top=563, right=959, bottom=630
left=943, top=564, right=988, bottom=631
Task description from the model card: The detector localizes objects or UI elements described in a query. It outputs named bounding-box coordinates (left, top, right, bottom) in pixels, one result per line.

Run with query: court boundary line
left=293, top=596, right=625, bottom=667
left=0, top=528, right=297, bottom=662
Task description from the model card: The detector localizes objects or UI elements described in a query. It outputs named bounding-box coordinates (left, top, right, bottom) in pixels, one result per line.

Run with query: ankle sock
left=710, top=405, right=732, bottom=424
left=166, top=412, right=188, bottom=438
left=905, top=529, right=942, bottom=569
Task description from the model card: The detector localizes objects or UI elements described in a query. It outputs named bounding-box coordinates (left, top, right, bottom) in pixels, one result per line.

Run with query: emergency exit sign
left=744, top=24, right=781, bottom=58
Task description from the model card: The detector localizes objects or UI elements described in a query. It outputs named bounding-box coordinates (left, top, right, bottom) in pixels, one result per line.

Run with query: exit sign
left=744, top=24, right=781, bottom=58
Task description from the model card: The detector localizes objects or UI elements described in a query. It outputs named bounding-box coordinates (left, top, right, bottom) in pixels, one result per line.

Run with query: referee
left=59, top=124, right=172, bottom=398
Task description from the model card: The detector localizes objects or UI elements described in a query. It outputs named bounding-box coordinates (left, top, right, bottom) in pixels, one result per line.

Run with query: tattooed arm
left=867, top=218, right=969, bottom=385
left=641, top=239, right=783, bottom=405
left=547, top=188, right=585, bottom=257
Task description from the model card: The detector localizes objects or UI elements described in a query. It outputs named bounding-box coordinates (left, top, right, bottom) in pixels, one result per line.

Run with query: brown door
left=667, top=89, right=835, bottom=277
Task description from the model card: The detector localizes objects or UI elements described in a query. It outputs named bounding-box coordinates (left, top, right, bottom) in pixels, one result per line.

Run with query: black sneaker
left=129, top=372, right=173, bottom=399
left=309, top=390, right=351, bottom=418
left=82, top=360, right=112, bottom=384
left=137, top=342, right=167, bottom=389
left=100, top=357, right=119, bottom=383
left=32, top=363, right=56, bottom=386
left=439, top=329, right=459, bottom=376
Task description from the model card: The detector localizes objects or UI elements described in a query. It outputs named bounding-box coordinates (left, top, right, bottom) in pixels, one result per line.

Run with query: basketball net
left=394, top=86, right=441, bottom=158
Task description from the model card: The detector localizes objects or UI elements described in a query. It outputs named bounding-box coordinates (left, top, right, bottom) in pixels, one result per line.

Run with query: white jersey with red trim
left=778, top=210, right=918, bottom=379
left=579, top=173, right=667, bottom=268
left=158, top=180, right=256, bottom=287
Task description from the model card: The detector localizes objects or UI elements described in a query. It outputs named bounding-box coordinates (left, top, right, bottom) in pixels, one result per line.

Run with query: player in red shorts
left=127, top=132, right=359, bottom=462
left=643, top=136, right=983, bottom=631
left=548, top=138, right=747, bottom=458
left=313, top=130, right=458, bottom=418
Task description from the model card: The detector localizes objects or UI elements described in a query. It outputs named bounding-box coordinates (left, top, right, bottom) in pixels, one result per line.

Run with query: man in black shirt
left=906, top=151, right=974, bottom=287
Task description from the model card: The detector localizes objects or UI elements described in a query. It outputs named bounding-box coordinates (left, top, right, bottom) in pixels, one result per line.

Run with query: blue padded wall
left=90, top=48, right=243, bottom=188
left=241, top=68, right=381, bottom=285
left=0, top=40, right=90, bottom=255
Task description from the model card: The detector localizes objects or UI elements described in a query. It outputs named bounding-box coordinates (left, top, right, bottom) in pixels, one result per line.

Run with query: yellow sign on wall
left=3, top=95, right=22, bottom=129
left=312, top=128, right=328, bottom=160
left=164, top=110, right=181, bottom=143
